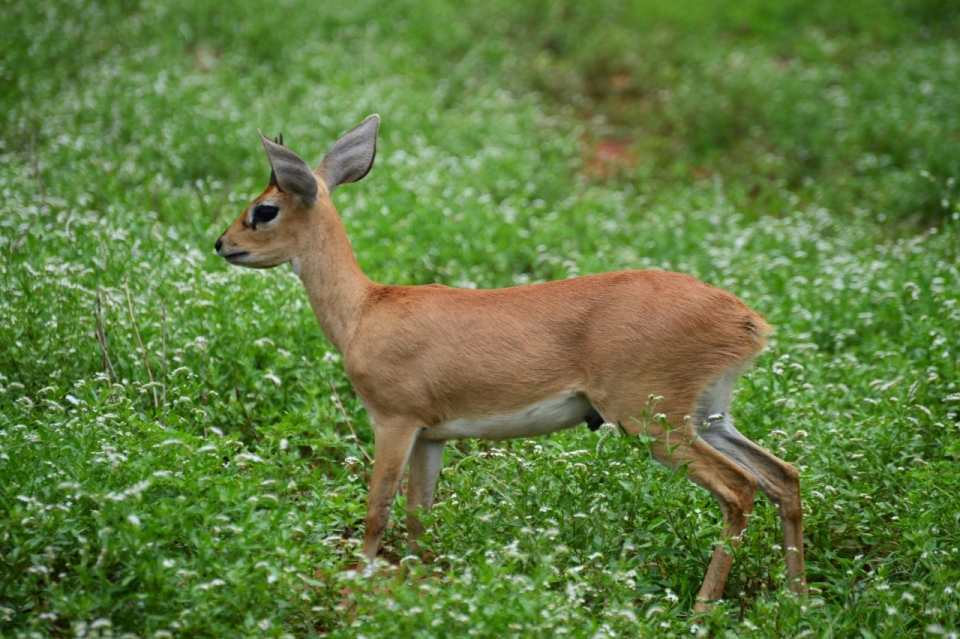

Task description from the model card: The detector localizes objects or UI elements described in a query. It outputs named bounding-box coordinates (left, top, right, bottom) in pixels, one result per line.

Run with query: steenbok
left=215, top=115, right=806, bottom=610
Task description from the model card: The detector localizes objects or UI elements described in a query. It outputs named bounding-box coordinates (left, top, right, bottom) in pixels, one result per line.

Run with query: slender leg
left=405, top=438, right=446, bottom=548
left=610, top=410, right=757, bottom=612
left=638, top=429, right=759, bottom=612
left=698, top=419, right=807, bottom=595
left=361, top=417, right=423, bottom=564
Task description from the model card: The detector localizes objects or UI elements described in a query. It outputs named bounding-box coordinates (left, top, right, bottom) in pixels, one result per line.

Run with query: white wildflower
left=264, top=372, right=281, bottom=386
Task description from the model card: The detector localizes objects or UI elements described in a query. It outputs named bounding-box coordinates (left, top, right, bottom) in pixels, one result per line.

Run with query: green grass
left=2, top=0, right=959, bottom=636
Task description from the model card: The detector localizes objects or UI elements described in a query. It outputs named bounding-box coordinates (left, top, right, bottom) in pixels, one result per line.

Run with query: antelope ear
left=316, top=114, right=379, bottom=193
left=258, top=132, right=319, bottom=203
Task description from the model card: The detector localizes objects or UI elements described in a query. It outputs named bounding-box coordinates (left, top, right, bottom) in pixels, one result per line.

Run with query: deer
left=215, top=114, right=807, bottom=611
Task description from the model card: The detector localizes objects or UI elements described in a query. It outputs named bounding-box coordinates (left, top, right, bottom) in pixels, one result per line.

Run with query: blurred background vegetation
left=2, top=0, right=959, bottom=637
left=6, top=0, right=960, bottom=225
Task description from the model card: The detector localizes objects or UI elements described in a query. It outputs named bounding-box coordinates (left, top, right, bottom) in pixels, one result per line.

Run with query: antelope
left=215, top=115, right=807, bottom=610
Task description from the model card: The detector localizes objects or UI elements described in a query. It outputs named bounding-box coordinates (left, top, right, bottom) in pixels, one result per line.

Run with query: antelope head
left=215, top=114, right=380, bottom=270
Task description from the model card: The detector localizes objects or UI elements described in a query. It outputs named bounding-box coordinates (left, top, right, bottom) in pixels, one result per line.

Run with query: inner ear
left=259, top=132, right=318, bottom=202
left=316, top=115, right=379, bottom=193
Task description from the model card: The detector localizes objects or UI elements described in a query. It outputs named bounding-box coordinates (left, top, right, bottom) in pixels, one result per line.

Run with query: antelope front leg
left=361, top=418, right=423, bottom=565
left=405, top=438, right=446, bottom=549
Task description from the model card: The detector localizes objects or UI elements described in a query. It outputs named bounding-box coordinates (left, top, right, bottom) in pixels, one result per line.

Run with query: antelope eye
left=252, top=205, right=279, bottom=228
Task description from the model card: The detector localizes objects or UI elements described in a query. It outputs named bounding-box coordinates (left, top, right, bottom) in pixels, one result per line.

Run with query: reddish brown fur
left=346, top=272, right=768, bottom=430
left=216, top=120, right=805, bottom=612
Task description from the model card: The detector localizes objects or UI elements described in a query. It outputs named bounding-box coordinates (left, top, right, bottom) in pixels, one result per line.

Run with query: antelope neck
left=295, top=207, right=373, bottom=354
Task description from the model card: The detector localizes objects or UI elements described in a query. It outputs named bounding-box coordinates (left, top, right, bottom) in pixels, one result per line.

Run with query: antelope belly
left=420, top=393, right=593, bottom=441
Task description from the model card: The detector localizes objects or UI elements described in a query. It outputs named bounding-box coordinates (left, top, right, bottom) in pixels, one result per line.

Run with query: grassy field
left=2, top=0, right=959, bottom=636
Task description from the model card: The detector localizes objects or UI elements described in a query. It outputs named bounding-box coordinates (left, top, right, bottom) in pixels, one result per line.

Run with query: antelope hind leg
left=698, top=416, right=807, bottom=595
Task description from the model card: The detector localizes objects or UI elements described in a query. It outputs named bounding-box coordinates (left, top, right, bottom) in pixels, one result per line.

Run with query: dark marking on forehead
left=255, top=184, right=281, bottom=200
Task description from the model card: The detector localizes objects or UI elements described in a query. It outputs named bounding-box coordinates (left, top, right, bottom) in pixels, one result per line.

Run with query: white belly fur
left=419, top=393, right=593, bottom=442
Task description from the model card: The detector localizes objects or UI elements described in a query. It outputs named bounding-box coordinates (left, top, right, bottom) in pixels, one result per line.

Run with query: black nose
left=215, top=237, right=222, bottom=253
